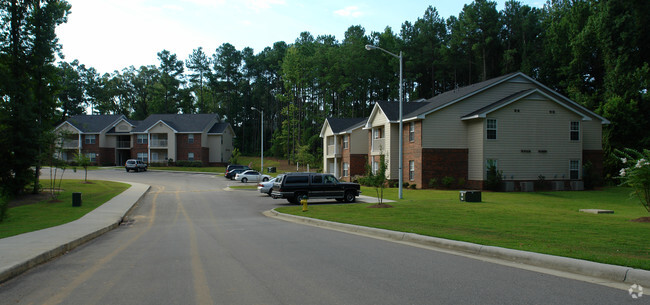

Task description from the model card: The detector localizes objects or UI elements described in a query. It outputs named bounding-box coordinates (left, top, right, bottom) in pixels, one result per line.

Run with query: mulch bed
left=367, top=203, right=393, bottom=208
left=630, top=217, right=650, bottom=223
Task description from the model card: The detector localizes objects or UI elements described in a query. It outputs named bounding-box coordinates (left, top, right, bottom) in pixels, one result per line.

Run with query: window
left=409, top=160, right=415, bottom=180
left=570, top=121, right=580, bottom=141
left=188, top=152, right=194, bottom=161
left=188, top=134, right=194, bottom=144
left=85, top=153, right=96, bottom=162
left=312, top=175, right=323, bottom=184
left=137, top=152, right=148, bottom=162
left=343, top=162, right=349, bottom=177
left=372, top=160, right=379, bottom=174
left=137, top=134, right=148, bottom=144
left=325, top=175, right=338, bottom=184
left=373, top=128, right=382, bottom=139
left=343, top=135, right=349, bottom=149
left=84, top=135, right=96, bottom=144
left=570, top=160, right=580, bottom=180
left=487, top=119, right=497, bottom=140
left=409, top=122, right=415, bottom=142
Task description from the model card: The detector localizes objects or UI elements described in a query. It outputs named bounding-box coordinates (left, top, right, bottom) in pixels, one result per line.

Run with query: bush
left=615, top=148, right=650, bottom=213
left=175, top=160, right=203, bottom=167
left=403, top=182, right=410, bottom=188
left=486, top=164, right=503, bottom=191
left=409, top=184, right=417, bottom=189
left=167, top=158, right=174, bottom=166
left=441, top=176, right=455, bottom=189
left=582, top=161, right=603, bottom=190
left=535, top=175, right=550, bottom=191
left=0, top=194, right=9, bottom=222
left=428, top=178, right=439, bottom=188
left=148, top=162, right=167, bottom=167
left=388, top=180, right=398, bottom=188
left=457, top=177, right=466, bottom=188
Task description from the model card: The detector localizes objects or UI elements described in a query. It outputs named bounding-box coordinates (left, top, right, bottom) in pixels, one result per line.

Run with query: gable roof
left=320, top=117, right=367, bottom=137
left=132, top=114, right=220, bottom=133
left=208, top=122, right=233, bottom=134
left=460, top=88, right=593, bottom=121
left=61, top=114, right=125, bottom=133
left=365, top=72, right=609, bottom=125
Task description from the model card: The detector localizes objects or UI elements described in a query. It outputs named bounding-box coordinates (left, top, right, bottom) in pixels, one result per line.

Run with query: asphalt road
left=0, top=169, right=635, bottom=304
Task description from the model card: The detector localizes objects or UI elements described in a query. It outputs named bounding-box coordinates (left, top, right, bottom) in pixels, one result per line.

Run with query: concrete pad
left=579, top=209, right=614, bottom=214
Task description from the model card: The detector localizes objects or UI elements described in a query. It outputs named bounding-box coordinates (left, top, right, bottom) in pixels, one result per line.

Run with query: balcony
left=150, top=139, right=168, bottom=148
left=62, top=140, right=79, bottom=149
left=327, top=145, right=341, bottom=157
left=372, top=138, right=384, bottom=153
left=117, top=140, right=131, bottom=148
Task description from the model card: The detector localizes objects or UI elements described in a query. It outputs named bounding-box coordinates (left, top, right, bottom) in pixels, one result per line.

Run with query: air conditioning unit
left=519, top=182, right=534, bottom=192
left=503, top=181, right=515, bottom=192
left=570, top=181, right=584, bottom=191
left=552, top=181, right=565, bottom=191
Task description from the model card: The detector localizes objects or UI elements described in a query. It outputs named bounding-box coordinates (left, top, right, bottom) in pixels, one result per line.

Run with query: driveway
left=0, top=169, right=633, bottom=304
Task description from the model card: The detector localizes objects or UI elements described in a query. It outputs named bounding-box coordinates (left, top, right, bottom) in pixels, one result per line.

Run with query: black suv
left=271, top=172, right=361, bottom=204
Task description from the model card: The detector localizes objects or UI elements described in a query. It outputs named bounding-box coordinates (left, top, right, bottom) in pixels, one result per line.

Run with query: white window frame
left=188, top=134, right=194, bottom=144
left=137, top=152, right=148, bottom=162
left=137, top=134, right=148, bottom=144
left=343, top=135, right=349, bottom=149
left=409, top=160, right=415, bottom=181
left=372, top=160, right=379, bottom=174
left=188, top=152, right=195, bottom=161
left=570, top=121, right=580, bottom=141
left=570, top=160, right=580, bottom=180
left=409, top=122, right=415, bottom=142
left=84, top=134, right=96, bottom=145
left=487, top=119, right=497, bottom=140
left=85, top=152, right=96, bottom=162
left=343, top=162, right=349, bottom=177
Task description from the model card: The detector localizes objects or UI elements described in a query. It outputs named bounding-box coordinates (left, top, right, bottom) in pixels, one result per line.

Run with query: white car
left=257, top=177, right=279, bottom=196
left=234, top=170, right=271, bottom=183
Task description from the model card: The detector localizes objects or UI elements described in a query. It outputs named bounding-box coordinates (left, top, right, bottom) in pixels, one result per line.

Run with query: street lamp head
left=251, top=106, right=257, bottom=111
left=365, top=44, right=375, bottom=51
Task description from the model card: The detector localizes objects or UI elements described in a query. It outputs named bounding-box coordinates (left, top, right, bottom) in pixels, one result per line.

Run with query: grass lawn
left=276, top=186, right=650, bottom=270
left=0, top=180, right=130, bottom=239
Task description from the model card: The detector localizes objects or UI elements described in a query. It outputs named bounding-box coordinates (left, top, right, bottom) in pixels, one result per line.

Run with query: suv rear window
left=285, top=176, right=308, bottom=184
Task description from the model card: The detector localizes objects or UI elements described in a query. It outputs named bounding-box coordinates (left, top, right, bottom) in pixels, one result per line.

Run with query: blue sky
left=56, top=0, right=544, bottom=74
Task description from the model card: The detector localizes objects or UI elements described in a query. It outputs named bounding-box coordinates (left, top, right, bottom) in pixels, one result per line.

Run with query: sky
left=55, top=0, right=545, bottom=75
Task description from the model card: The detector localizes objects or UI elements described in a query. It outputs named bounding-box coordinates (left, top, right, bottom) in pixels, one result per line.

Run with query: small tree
left=486, top=164, right=503, bottom=191
left=359, top=154, right=389, bottom=206
left=615, top=148, right=650, bottom=213
left=229, top=148, right=241, bottom=165
left=74, top=153, right=91, bottom=182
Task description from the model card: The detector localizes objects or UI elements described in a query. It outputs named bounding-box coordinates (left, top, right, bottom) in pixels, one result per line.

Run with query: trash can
left=267, top=167, right=276, bottom=173
left=459, top=190, right=481, bottom=202
left=72, top=192, right=82, bottom=207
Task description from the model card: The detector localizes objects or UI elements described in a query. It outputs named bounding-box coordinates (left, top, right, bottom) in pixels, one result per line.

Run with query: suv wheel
left=241, top=177, right=248, bottom=183
left=262, top=177, right=269, bottom=182
left=344, top=191, right=356, bottom=203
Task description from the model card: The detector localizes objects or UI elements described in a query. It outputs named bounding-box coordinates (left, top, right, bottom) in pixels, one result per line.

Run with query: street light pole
left=365, top=44, right=404, bottom=199
left=251, top=107, right=263, bottom=173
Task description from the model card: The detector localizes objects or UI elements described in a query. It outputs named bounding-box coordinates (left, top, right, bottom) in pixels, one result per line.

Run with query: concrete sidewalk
left=266, top=209, right=650, bottom=288
left=0, top=182, right=149, bottom=284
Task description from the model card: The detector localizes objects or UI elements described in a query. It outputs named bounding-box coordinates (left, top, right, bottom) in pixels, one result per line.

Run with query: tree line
left=1, top=0, right=649, bottom=198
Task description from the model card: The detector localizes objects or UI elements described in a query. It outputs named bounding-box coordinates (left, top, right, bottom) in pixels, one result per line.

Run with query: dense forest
left=1, top=0, right=649, bottom=196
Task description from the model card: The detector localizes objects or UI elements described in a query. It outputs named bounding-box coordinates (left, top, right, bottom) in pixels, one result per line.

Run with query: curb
left=266, top=209, right=650, bottom=287
left=0, top=182, right=150, bottom=284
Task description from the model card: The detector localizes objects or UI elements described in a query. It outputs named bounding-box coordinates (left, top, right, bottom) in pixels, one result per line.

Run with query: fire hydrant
left=301, top=195, right=308, bottom=212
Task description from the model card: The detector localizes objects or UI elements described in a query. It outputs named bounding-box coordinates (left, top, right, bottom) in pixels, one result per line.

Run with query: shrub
left=441, top=176, right=455, bottom=189
left=0, top=194, right=8, bottom=222
left=486, top=164, right=503, bottom=191
left=582, top=161, right=603, bottom=190
left=176, top=160, right=203, bottom=167
left=457, top=177, right=466, bottom=188
left=167, top=158, right=174, bottom=166
left=615, top=148, right=650, bottom=213
left=428, top=178, right=438, bottom=188
left=409, top=184, right=417, bottom=189
left=535, top=175, right=550, bottom=191
left=388, top=180, right=398, bottom=188
left=403, top=182, right=409, bottom=188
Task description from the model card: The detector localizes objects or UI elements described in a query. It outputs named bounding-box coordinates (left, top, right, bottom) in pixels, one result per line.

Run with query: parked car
left=226, top=164, right=250, bottom=173
left=125, top=159, right=147, bottom=172
left=271, top=172, right=361, bottom=204
left=225, top=168, right=247, bottom=180
left=235, top=170, right=271, bottom=183
left=257, top=175, right=283, bottom=196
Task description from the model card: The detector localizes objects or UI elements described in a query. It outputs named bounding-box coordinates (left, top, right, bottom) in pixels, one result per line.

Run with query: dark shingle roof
left=208, top=122, right=230, bottom=134
left=461, top=89, right=535, bottom=119
left=132, top=114, right=220, bottom=133
left=375, top=101, right=429, bottom=121
left=327, top=118, right=367, bottom=133
left=66, top=114, right=124, bottom=133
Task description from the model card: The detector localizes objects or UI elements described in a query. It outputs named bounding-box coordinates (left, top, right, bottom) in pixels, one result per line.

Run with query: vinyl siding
left=368, top=108, right=394, bottom=178
left=483, top=97, right=583, bottom=180
left=322, top=126, right=334, bottom=171
left=422, top=80, right=536, bottom=148
left=115, top=121, right=132, bottom=132
left=349, top=129, right=368, bottom=154
left=149, top=124, right=176, bottom=160
left=207, top=135, right=222, bottom=162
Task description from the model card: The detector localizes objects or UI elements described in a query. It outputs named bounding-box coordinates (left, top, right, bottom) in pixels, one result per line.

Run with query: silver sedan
left=234, top=170, right=271, bottom=183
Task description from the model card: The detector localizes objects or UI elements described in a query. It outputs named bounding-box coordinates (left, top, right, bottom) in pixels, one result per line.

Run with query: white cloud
left=334, top=6, right=363, bottom=18
left=245, top=0, right=286, bottom=11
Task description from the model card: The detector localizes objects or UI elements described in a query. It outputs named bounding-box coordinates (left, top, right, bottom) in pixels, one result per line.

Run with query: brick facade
left=176, top=133, right=205, bottom=164
left=99, top=147, right=115, bottom=166
left=403, top=121, right=423, bottom=187
left=422, top=149, right=469, bottom=189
